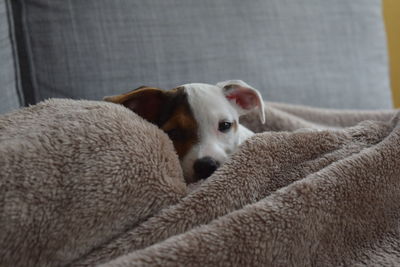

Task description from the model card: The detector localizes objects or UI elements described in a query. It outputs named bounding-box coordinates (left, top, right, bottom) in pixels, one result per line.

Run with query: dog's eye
left=166, top=128, right=186, bottom=141
left=218, top=121, right=232, bottom=133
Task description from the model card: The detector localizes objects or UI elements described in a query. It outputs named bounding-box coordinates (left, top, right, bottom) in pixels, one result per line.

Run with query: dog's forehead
left=182, top=83, right=221, bottom=96
left=182, top=83, right=225, bottom=103
left=182, top=83, right=238, bottom=119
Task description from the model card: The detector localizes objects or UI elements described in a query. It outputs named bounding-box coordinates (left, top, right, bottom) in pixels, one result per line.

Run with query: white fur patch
left=180, top=82, right=264, bottom=181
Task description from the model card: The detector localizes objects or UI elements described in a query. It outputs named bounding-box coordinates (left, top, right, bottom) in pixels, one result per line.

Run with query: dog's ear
left=216, top=80, right=265, bottom=123
left=104, top=86, right=182, bottom=125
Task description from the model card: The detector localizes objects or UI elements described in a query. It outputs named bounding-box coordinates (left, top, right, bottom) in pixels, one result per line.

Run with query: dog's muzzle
left=193, top=156, right=220, bottom=179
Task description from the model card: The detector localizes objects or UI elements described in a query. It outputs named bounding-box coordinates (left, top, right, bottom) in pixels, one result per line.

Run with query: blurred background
left=383, top=0, right=400, bottom=107
left=1, top=0, right=399, bottom=113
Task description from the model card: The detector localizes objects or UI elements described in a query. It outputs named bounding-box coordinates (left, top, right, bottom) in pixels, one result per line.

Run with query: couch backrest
left=0, top=0, right=22, bottom=114
left=4, top=0, right=393, bottom=113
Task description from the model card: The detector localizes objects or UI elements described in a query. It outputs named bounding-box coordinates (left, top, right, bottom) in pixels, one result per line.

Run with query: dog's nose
left=193, top=157, right=220, bottom=179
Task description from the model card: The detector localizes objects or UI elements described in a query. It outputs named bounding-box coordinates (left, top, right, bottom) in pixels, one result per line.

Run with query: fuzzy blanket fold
left=1, top=99, right=399, bottom=267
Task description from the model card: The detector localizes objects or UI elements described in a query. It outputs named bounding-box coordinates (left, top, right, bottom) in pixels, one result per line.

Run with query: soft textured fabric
left=10, top=0, right=392, bottom=109
left=0, top=99, right=186, bottom=267
left=1, top=99, right=400, bottom=266
left=0, top=0, right=21, bottom=113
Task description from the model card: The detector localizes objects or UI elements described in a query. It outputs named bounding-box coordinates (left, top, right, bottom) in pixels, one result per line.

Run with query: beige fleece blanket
left=1, top=99, right=399, bottom=267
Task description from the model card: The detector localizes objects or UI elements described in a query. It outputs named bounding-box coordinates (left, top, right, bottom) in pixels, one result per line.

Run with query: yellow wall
left=383, top=0, right=400, bottom=108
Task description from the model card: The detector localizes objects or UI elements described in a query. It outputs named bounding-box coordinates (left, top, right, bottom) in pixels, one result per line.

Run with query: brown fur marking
left=160, top=95, right=198, bottom=159
left=232, top=120, right=238, bottom=132
left=105, top=86, right=198, bottom=159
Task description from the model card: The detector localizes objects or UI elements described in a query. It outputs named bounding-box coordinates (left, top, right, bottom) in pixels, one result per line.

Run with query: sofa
left=1, top=0, right=393, bottom=114
left=2, top=1, right=400, bottom=267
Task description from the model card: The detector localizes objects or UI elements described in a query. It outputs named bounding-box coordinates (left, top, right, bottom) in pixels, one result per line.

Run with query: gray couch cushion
left=11, top=0, right=392, bottom=109
left=0, top=0, right=21, bottom=114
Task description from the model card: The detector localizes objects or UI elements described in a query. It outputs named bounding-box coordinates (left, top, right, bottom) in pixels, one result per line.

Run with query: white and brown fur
left=104, top=80, right=265, bottom=183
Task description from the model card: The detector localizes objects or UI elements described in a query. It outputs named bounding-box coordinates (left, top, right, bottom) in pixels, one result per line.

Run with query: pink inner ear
left=226, top=90, right=258, bottom=110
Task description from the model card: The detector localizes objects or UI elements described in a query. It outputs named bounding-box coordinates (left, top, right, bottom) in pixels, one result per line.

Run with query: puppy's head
left=105, top=80, right=264, bottom=183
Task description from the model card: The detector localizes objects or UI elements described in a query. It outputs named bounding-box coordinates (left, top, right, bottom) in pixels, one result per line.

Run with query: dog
left=104, top=80, right=265, bottom=183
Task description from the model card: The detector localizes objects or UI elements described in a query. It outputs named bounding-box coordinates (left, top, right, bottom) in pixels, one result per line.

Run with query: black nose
left=193, top=157, right=220, bottom=179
